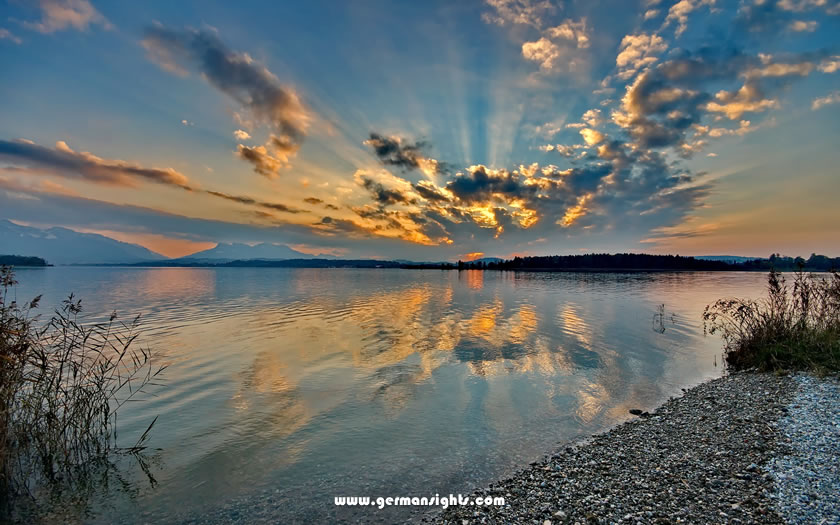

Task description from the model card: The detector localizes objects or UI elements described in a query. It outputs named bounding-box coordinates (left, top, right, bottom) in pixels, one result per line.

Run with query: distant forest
left=0, top=255, right=49, bottom=266
left=126, top=259, right=403, bottom=269
left=734, top=254, right=840, bottom=271
left=3, top=252, right=838, bottom=271
left=409, top=253, right=840, bottom=271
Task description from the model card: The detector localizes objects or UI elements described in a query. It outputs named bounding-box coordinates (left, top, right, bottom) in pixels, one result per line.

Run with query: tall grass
left=0, top=266, right=165, bottom=519
left=704, top=270, right=840, bottom=372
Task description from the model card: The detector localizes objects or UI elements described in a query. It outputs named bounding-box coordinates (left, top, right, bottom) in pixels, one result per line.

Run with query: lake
left=11, top=267, right=770, bottom=523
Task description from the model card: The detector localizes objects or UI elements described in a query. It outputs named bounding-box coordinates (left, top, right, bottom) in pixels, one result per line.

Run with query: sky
left=1, top=0, right=839, bottom=260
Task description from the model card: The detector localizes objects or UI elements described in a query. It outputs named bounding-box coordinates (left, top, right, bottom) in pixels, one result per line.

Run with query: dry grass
left=704, top=270, right=840, bottom=373
left=0, top=266, right=165, bottom=519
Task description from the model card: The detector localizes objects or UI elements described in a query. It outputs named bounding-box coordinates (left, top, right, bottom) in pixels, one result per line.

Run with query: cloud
left=583, top=109, right=603, bottom=126
left=705, top=84, right=778, bottom=120
left=142, top=25, right=310, bottom=169
left=778, top=0, right=840, bottom=14
left=363, top=133, right=444, bottom=176
left=445, top=165, right=536, bottom=205
left=522, top=38, right=566, bottom=71
left=611, top=48, right=831, bottom=151
left=694, top=119, right=759, bottom=138
left=481, top=0, right=555, bottom=28
left=233, top=129, right=251, bottom=140
left=0, top=139, right=317, bottom=225
left=790, top=19, right=818, bottom=31
left=819, top=56, right=840, bottom=73
left=340, top=5, right=838, bottom=250
left=204, top=190, right=303, bottom=214
left=0, top=28, right=22, bottom=44
left=522, top=37, right=587, bottom=73
left=0, top=182, right=408, bottom=257
left=236, top=142, right=288, bottom=178
left=413, top=181, right=451, bottom=203
left=0, top=139, right=193, bottom=189
left=534, top=118, right=568, bottom=137
left=812, top=91, right=840, bottom=109
left=663, top=0, right=715, bottom=37
left=580, top=128, right=605, bottom=145
left=615, top=33, right=668, bottom=80
left=567, top=109, right=604, bottom=129
left=736, top=0, right=837, bottom=33
left=544, top=19, right=590, bottom=49
left=22, top=0, right=112, bottom=33
left=521, top=18, right=591, bottom=73
left=357, top=175, right=414, bottom=206
left=538, top=144, right=580, bottom=157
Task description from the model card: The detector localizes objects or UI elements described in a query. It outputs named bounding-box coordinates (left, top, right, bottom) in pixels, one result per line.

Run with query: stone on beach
left=437, top=372, right=840, bottom=524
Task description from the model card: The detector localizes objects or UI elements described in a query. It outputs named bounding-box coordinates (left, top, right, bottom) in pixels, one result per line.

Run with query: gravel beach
left=436, top=372, right=840, bottom=525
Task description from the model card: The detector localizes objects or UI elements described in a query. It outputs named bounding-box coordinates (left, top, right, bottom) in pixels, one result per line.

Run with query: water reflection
left=10, top=268, right=771, bottom=523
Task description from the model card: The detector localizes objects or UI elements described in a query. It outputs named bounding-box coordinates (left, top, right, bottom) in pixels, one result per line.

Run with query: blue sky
left=1, top=0, right=838, bottom=259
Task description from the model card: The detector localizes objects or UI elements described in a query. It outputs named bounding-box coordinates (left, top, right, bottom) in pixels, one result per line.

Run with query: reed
left=0, top=266, right=165, bottom=518
left=704, top=270, right=840, bottom=372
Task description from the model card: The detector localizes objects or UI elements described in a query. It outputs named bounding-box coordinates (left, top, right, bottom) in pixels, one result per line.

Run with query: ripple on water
left=7, top=268, right=772, bottom=524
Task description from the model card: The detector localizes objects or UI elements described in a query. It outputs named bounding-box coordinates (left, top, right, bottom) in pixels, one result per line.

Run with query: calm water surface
left=13, top=268, right=770, bottom=523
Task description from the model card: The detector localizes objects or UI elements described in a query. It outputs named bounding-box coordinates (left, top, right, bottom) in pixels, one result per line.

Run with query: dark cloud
left=736, top=0, right=793, bottom=33
left=143, top=25, right=308, bottom=141
left=445, top=165, right=536, bottom=204
left=614, top=47, right=833, bottom=153
left=0, top=179, right=441, bottom=258
left=413, top=181, right=451, bottom=203
left=0, top=139, right=193, bottom=189
left=363, top=133, right=445, bottom=174
left=236, top=143, right=285, bottom=178
left=359, top=175, right=414, bottom=206
left=205, top=190, right=303, bottom=214
left=143, top=25, right=309, bottom=170
left=304, top=196, right=341, bottom=210
left=313, top=216, right=372, bottom=238
left=735, top=0, right=838, bottom=33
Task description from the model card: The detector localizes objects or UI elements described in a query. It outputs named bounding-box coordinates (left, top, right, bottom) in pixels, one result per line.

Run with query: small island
left=0, top=255, right=48, bottom=267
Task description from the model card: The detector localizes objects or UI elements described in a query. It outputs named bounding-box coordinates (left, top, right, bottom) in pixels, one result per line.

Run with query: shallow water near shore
left=12, top=267, right=770, bottom=523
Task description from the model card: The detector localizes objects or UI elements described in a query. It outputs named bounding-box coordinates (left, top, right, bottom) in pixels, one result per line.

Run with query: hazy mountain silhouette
left=179, top=242, right=330, bottom=262
left=0, top=220, right=166, bottom=264
left=695, top=255, right=763, bottom=264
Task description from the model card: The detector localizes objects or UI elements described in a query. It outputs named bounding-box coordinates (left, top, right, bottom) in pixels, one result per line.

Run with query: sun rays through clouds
left=1, top=0, right=838, bottom=258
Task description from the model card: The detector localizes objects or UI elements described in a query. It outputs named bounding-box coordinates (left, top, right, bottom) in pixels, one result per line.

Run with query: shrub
left=0, top=266, right=164, bottom=518
left=703, top=270, right=840, bottom=372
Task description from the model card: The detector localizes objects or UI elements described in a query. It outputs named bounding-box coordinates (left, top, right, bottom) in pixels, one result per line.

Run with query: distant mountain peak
left=179, top=241, right=324, bottom=261
left=0, top=220, right=166, bottom=265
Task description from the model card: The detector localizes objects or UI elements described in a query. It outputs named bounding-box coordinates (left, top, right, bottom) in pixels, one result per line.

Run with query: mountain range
left=1, top=220, right=777, bottom=266
left=0, top=220, right=165, bottom=265
left=694, top=255, right=763, bottom=264
left=176, top=242, right=326, bottom=262
left=0, top=220, right=330, bottom=265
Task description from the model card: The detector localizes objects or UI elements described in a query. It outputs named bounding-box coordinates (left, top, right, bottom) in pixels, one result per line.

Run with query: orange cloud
left=462, top=252, right=485, bottom=261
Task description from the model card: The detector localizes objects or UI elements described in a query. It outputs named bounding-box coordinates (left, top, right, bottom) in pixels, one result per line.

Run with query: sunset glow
left=1, top=0, right=838, bottom=259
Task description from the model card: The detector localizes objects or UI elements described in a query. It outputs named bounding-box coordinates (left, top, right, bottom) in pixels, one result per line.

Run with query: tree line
left=439, top=253, right=839, bottom=271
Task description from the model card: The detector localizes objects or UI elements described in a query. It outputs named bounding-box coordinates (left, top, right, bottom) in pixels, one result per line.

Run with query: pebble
left=438, top=372, right=840, bottom=525
left=766, top=374, right=840, bottom=524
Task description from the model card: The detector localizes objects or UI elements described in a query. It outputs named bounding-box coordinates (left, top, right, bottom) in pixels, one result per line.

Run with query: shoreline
left=435, top=371, right=840, bottom=524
